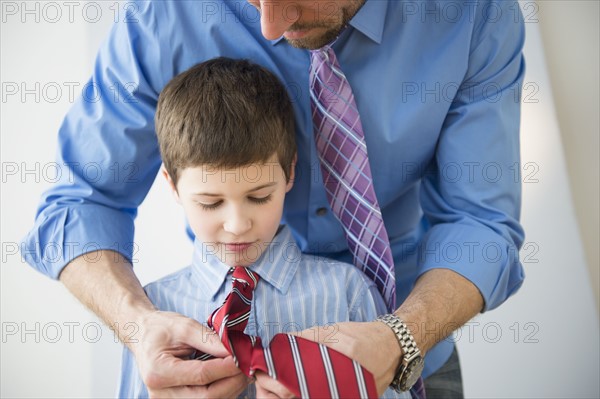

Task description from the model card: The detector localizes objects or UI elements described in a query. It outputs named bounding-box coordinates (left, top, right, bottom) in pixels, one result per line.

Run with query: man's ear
left=162, top=166, right=181, bottom=204
left=285, top=154, right=297, bottom=193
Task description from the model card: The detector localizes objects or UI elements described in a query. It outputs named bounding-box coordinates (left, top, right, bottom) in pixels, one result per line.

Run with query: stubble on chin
left=284, top=0, right=366, bottom=50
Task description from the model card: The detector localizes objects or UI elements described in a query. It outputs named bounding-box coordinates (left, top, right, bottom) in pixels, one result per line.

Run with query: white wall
left=1, top=1, right=598, bottom=398
left=0, top=3, right=192, bottom=397
left=456, top=10, right=599, bottom=397
left=537, top=0, right=600, bottom=309
left=1, top=3, right=119, bottom=397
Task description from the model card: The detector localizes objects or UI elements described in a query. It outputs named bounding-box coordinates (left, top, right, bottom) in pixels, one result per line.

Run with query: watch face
left=401, top=356, right=425, bottom=390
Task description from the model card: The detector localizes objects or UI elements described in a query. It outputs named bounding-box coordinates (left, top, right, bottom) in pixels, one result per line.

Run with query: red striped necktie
left=196, top=266, right=378, bottom=398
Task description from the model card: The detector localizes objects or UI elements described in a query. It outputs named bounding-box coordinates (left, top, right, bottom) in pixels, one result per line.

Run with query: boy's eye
left=249, top=194, right=272, bottom=205
left=197, top=201, right=222, bottom=210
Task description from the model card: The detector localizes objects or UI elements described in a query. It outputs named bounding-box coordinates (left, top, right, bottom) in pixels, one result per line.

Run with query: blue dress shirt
left=22, top=0, right=526, bottom=377
left=118, top=225, right=410, bottom=398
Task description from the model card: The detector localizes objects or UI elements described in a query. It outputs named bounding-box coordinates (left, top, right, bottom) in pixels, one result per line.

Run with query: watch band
left=377, top=314, right=424, bottom=392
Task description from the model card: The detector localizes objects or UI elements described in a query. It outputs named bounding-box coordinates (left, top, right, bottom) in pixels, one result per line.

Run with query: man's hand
left=292, top=322, right=400, bottom=397
left=59, top=251, right=250, bottom=398
left=130, top=310, right=250, bottom=398
left=253, top=324, right=394, bottom=398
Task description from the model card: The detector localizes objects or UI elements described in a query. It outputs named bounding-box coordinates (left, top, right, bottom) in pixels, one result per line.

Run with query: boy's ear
left=162, top=166, right=181, bottom=204
left=285, top=154, right=297, bottom=193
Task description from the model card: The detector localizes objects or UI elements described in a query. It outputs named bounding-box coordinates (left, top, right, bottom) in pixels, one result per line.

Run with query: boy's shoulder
left=294, top=252, right=377, bottom=289
left=265, top=225, right=375, bottom=288
left=289, top=252, right=388, bottom=319
left=143, top=266, right=193, bottom=293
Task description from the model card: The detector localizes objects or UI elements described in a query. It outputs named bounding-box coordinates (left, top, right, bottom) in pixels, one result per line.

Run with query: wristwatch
left=376, top=314, right=425, bottom=392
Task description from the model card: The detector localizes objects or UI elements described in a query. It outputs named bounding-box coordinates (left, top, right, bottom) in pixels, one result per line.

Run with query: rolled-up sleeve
left=418, top=0, right=526, bottom=311
left=21, top=0, right=164, bottom=279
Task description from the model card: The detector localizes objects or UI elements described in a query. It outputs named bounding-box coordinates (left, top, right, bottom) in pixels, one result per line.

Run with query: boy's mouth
left=223, top=242, right=254, bottom=252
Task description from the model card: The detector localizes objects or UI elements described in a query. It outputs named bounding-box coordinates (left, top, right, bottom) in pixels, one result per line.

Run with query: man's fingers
left=134, top=311, right=251, bottom=392
left=148, top=385, right=200, bottom=399
left=145, top=356, right=241, bottom=389
left=178, top=317, right=230, bottom=358
left=203, top=372, right=251, bottom=399
left=255, top=371, right=295, bottom=399
left=255, top=383, right=281, bottom=399
left=149, top=374, right=249, bottom=399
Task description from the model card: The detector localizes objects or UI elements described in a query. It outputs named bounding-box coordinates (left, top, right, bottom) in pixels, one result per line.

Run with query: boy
left=117, top=57, right=410, bottom=399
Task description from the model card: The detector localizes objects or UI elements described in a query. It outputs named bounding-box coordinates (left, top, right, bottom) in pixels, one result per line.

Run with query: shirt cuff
left=20, top=204, right=135, bottom=279
left=417, top=223, right=525, bottom=312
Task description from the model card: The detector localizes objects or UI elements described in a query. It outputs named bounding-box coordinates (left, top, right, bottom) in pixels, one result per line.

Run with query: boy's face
left=164, top=154, right=294, bottom=267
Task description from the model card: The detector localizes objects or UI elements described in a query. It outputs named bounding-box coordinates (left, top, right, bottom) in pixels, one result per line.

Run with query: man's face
left=165, top=154, right=294, bottom=267
left=247, top=0, right=366, bottom=49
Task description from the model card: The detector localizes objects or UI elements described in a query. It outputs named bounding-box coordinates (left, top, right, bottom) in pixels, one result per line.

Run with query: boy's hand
left=130, top=310, right=250, bottom=398
left=254, top=371, right=296, bottom=399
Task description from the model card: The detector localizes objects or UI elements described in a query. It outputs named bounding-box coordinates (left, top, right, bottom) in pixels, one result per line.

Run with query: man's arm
left=59, top=251, right=156, bottom=350
left=59, top=251, right=152, bottom=338
left=60, top=250, right=248, bottom=397
left=394, top=269, right=483, bottom=354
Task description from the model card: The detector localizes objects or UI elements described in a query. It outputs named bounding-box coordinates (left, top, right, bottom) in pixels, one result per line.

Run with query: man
left=23, top=0, right=525, bottom=397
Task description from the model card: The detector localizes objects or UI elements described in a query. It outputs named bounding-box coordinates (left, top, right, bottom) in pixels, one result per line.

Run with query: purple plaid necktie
left=310, top=44, right=396, bottom=311
left=310, top=44, right=427, bottom=399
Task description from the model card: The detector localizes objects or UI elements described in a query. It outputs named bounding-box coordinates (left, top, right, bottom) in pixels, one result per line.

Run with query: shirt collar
left=190, top=225, right=300, bottom=300
left=348, top=0, right=387, bottom=44
left=270, top=0, right=388, bottom=46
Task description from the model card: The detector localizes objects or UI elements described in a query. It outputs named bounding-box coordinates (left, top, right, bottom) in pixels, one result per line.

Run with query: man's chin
left=284, top=28, right=343, bottom=50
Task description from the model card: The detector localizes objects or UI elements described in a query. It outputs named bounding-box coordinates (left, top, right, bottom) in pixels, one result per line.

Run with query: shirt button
left=316, top=207, right=328, bottom=216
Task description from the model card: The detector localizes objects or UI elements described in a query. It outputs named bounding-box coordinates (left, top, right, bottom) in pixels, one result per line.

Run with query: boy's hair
left=155, top=57, right=296, bottom=186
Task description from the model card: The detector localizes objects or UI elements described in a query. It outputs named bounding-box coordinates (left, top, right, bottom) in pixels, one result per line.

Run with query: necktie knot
left=310, top=46, right=335, bottom=70
left=310, top=45, right=330, bottom=57
left=231, top=266, right=259, bottom=291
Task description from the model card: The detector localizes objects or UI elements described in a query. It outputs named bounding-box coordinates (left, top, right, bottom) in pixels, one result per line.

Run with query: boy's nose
left=223, top=213, right=252, bottom=236
left=248, top=0, right=301, bottom=40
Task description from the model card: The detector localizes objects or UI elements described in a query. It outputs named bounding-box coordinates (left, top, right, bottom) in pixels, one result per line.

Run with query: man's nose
left=248, top=0, right=301, bottom=40
left=223, top=209, right=252, bottom=236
